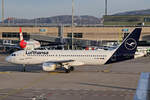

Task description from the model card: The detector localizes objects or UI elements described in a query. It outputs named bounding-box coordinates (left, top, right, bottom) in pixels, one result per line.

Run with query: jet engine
left=42, top=62, right=57, bottom=71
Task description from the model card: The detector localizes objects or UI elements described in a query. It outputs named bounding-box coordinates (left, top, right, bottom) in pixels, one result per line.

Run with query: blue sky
left=1, top=0, right=150, bottom=20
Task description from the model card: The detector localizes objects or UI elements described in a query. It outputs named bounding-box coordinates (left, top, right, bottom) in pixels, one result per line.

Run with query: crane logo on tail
left=125, top=38, right=137, bottom=50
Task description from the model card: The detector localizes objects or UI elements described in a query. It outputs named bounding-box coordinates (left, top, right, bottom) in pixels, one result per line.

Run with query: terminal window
left=144, top=18, right=150, bottom=22
left=67, top=33, right=83, bottom=38
left=2, top=32, right=30, bottom=40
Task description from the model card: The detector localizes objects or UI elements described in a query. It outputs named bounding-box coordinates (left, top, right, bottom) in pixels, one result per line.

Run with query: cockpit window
left=11, top=54, right=16, bottom=56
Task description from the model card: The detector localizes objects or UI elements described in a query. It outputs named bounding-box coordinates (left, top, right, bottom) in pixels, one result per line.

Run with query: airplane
left=19, top=27, right=41, bottom=50
left=5, top=28, right=142, bottom=73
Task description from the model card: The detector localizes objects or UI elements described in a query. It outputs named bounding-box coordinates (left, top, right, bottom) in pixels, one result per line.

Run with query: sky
left=1, top=0, right=150, bottom=20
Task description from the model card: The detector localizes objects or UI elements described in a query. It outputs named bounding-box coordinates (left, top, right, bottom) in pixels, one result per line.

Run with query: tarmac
left=0, top=54, right=150, bottom=100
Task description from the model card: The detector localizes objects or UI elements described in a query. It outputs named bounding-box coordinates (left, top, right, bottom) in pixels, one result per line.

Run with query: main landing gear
left=64, top=66, right=75, bottom=73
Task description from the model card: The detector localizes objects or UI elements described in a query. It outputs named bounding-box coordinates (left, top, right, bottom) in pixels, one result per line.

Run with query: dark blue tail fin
left=105, top=28, right=142, bottom=64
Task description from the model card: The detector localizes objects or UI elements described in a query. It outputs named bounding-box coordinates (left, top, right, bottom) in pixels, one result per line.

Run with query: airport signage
left=39, top=29, right=47, bottom=32
left=122, top=29, right=129, bottom=32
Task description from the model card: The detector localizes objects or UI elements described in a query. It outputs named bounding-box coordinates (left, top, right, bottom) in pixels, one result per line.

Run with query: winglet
left=19, top=27, right=22, bottom=33
left=19, top=27, right=24, bottom=41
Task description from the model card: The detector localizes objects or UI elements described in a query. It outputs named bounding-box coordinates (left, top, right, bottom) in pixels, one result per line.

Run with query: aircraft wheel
left=65, top=69, right=71, bottom=73
left=69, top=66, right=74, bottom=71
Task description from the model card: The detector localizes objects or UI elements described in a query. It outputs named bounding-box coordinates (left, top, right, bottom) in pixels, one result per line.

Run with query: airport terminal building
left=0, top=25, right=150, bottom=48
left=103, top=15, right=150, bottom=26
left=0, top=25, right=150, bottom=40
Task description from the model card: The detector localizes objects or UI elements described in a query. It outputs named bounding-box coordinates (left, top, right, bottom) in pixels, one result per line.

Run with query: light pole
left=105, top=0, right=107, bottom=16
left=1, top=0, right=4, bottom=23
left=71, top=0, right=74, bottom=50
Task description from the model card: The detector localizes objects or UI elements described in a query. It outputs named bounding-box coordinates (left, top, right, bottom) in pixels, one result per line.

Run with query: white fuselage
left=6, top=50, right=114, bottom=66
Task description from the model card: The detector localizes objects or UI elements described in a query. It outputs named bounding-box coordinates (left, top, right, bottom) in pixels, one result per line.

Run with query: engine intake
left=42, top=62, right=57, bottom=71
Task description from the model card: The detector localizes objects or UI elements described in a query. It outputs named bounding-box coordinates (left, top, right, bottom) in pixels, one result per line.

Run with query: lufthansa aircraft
left=6, top=28, right=142, bottom=73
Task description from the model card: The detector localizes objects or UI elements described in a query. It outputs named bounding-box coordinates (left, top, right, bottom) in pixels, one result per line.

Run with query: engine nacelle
left=42, top=62, right=57, bottom=71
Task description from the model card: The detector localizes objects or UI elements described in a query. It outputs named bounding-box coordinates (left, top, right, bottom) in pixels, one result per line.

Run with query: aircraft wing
left=42, top=60, right=75, bottom=72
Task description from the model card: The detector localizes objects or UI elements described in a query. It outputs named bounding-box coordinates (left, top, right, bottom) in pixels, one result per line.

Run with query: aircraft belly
left=17, top=56, right=44, bottom=64
left=75, top=58, right=105, bottom=65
